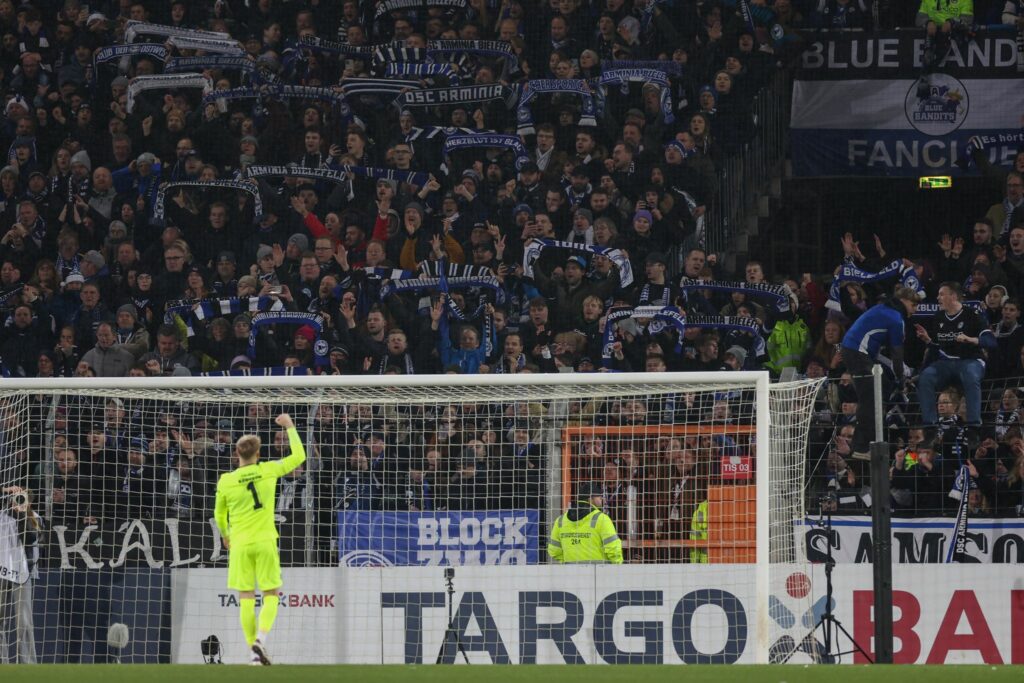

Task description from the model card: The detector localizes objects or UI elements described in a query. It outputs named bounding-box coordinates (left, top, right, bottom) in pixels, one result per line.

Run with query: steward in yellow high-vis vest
left=690, top=500, right=709, bottom=564
left=548, top=482, right=624, bottom=564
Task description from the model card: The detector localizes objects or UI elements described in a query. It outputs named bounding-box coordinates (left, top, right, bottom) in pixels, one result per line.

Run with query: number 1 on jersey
left=246, top=481, right=263, bottom=509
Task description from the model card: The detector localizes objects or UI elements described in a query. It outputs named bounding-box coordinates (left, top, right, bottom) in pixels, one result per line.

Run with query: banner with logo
left=797, top=516, right=1024, bottom=564
left=335, top=564, right=1024, bottom=664
left=170, top=568, right=340, bottom=664
left=791, top=29, right=1024, bottom=176
left=338, top=510, right=539, bottom=567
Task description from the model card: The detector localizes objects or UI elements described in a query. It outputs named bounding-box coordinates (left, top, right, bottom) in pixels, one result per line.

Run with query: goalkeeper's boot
left=252, top=639, right=273, bottom=666
left=249, top=652, right=262, bottom=666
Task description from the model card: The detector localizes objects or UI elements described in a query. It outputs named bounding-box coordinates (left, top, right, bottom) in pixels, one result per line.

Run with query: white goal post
left=0, top=372, right=822, bottom=664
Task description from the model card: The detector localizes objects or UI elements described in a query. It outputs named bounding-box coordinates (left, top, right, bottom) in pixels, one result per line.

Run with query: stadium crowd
left=0, top=0, right=1023, bottom=577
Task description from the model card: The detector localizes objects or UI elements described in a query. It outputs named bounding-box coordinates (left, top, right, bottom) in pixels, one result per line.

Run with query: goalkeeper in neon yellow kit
left=215, top=413, right=306, bottom=666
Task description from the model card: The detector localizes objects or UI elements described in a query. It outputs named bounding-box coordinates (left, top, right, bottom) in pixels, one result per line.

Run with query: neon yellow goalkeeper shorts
left=227, top=540, right=282, bottom=592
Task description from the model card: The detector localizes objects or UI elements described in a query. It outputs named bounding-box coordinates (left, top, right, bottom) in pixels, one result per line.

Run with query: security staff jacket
left=547, top=501, right=624, bottom=564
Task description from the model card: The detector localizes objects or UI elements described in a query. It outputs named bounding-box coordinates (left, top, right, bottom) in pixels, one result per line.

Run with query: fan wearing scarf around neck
left=430, top=294, right=495, bottom=374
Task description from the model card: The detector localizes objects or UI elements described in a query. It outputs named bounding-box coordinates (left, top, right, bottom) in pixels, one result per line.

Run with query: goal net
left=0, top=372, right=822, bottom=665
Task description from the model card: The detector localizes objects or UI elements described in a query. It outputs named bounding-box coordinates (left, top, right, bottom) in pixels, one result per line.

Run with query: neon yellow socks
left=257, top=594, right=280, bottom=643
left=240, top=598, right=257, bottom=646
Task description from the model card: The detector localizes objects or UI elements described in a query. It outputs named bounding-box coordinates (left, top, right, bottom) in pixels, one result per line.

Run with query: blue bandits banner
left=790, top=29, right=1024, bottom=177
left=338, top=510, right=538, bottom=566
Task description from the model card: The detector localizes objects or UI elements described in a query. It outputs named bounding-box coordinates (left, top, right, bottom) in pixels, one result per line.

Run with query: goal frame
left=0, top=370, right=773, bottom=663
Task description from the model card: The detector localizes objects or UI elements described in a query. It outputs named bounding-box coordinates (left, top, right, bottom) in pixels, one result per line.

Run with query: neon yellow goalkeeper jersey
left=214, top=427, right=306, bottom=547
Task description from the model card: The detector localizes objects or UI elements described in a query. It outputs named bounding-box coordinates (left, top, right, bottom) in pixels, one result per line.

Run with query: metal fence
left=669, top=68, right=792, bottom=274
left=805, top=373, right=1024, bottom=519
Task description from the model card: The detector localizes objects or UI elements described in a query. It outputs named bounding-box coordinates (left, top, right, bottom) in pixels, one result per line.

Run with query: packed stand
left=0, top=0, right=1022, bottom=570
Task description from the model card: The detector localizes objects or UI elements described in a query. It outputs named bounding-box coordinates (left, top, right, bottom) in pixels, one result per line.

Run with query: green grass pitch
left=1, top=665, right=1022, bottom=683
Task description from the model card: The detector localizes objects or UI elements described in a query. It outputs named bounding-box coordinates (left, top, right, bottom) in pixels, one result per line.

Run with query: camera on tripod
left=6, top=490, right=29, bottom=509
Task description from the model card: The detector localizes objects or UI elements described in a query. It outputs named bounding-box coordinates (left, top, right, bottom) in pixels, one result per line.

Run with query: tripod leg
left=834, top=619, right=874, bottom=664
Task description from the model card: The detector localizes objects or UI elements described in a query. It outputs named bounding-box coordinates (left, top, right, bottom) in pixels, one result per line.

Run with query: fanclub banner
left=338, top=510, right=539, bottom=567
left=798, top=516, right=1024, bottom=564
left=790, top=29, right=1024, bottom=177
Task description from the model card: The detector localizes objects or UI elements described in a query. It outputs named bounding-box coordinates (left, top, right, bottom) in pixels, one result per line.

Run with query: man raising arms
left=215, top=413, right=306, bottom=665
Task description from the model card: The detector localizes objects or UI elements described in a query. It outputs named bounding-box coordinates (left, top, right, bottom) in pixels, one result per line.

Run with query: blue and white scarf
left=340, top=77, right=424, bottom=97
left=203, top=84, right=346, bottom=107
left=165, top=56, right=255, bottom=75
left=166, top=296, right=284, bottom=336
left=522, top=238, right=634, bottom=288
left=299, top=35, right=398, bottom=59
left=166, top=35, right=244, bottom=55
left=601, top=308, right=764, bottom=367
left=127, top=73, right=212, bottom=113
left=338, top=164, right=431, bottom=187
left=373, top=46, right=428, bottom=66
left=153, top=180, right=262, bottom=224
left=246, top=164, right=349, bottom=186
left=406, top=126, right=476, bottom=142
left=606, top=60, right=684, bottom=77
left=385, top=63, right=460, bottom=84
left=397, top=83, right=516, bottom=108
left=375, top=0, right=467, bottom=17
left=427, top=39, right=519, bottom=75
left=946, top=463, right=972, bottom=563
left=124, top=20, right=229, bottom=43
left=678, top=278, right=791, bottom=311
left=388, top=275, right=502, bottom=298
left=202, top=366, right=310, bottom=376
left=516, top=79, right=596, bottom=135
left=441, top=132, right=529, bottom=173
left=596, top=68, right=673, bottom=124
left=248, top=311, right=328, bottom=367
left=437, top=261, right=495, bottom=358
left=826, top=258, right=925, bottom=312
left=193, top=296, right=284, bottom=322
left=91, top=43, right=167, bottom=84
left=363, top=266, right=416, bottom=281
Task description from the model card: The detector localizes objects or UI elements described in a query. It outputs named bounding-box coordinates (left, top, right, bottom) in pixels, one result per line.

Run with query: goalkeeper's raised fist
left=275, top=413, right=295, bottom=429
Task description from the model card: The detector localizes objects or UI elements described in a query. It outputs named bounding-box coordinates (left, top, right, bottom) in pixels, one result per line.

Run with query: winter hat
left=256, top=245, right=274, bottom=261
left=70, top=150, right=92, bottom=172
left=294, top=325, right=316, bottom=343
left=4, top=95, right=28, bottom=118
left=287, top=233, right=309, bottom=252
left=725, top=346, right=747, bottom=367
left=404, top=201, right=425, bottom=219
left=117, top=304, right=138, bottom=322
left=665, top=139, right=687, bottom=158
left=83, top=250, right=105, bottom=269
left=633, top=209, right=654, bottom=225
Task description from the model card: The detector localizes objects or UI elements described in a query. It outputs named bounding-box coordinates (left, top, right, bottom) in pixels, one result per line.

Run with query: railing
left=670, top=68, right=792, bottom=273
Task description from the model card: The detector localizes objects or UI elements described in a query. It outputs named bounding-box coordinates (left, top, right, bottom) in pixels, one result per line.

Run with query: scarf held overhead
left=248, top=311, right=328, bottom=367
left=826, top=259, right=925, bottom=311
left=522, top=238, right=634, bottom=288
left=397, top=84, right=517, bottom=108
left=152, top=180, right=262, bottom=224
left=127, top=73, right=212, bottom=113
left=517, top=79, right=596, bottom=136
left=441, top=132, right=529, bottom=173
